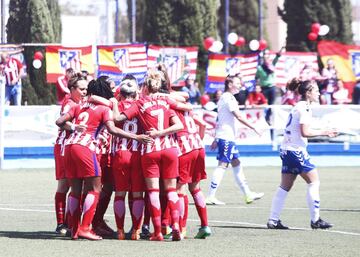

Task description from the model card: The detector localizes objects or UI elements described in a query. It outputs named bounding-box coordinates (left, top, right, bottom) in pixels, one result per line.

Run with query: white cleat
left=245, top=192, right=264, bottom=204
left=205, top=196, right=226, bottom=205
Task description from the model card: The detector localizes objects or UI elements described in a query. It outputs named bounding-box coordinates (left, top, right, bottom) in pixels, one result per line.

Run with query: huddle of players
left=54, top=66, right=211, bottom=241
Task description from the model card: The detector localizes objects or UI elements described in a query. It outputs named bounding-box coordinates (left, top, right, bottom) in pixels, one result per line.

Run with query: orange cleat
left=78, top=228, right=102, bottom=240
left=149, top=232, right=164, bottom=241
left=117, top=229, right=126, bottom=240
left=131, top=229, right=141, bottom=240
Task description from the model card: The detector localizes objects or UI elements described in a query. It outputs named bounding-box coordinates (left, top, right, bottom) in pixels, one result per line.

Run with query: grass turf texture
left=0, top=166, right=359, bottom=257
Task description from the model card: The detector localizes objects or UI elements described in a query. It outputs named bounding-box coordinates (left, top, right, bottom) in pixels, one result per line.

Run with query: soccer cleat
left=149, top=232, right=164, bottom=241
left=171, top=228, right=182, bottom=241
left=93, top=220, right=115, bottom=237
left=245, top=192, right=264, bottom=204
left=267, top=219, right=289, bottom=230
left=140, top=224, right=151, bottom=239
left=181, top=227, right=187, bottom=239
left=131, top=229, right=141, bottom=240
left=311, top=218, right=333, bottom=229
left=205, top=196, right=226, bottom=205
left=194, top=226, right=212, bottom=239
left=55, top=224, right=68, bottom=236
left=78, top=228, right=102, bottom=240
left=116, top=229, right=126, bottom=240
left=162, top=226, right=173, bottom=240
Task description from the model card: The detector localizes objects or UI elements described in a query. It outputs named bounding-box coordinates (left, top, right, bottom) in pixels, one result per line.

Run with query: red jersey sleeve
left=67, top=104, right=79, bottom=120
left=101, top=106, right=114, bottom=123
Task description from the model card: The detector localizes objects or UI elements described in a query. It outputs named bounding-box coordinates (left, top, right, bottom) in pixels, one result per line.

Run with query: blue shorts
left=280, top=149, right=316, bottom=174
left=216, top=139, right=240, bottom=163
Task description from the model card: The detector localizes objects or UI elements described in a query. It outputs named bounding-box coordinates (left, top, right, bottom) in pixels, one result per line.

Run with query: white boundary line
left=0, top=206, right=359, bottom=237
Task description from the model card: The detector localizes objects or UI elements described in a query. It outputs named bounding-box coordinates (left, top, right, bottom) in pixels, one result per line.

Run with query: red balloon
left=34, top=51, right=44, bottom=60
left=308, top=32, right=318, bottom=41
left=258, top=39, right=267, bottom=50
left=311, top=23, right=321, bottom=34
left=203, top=37, right=215, bottom=50
left=200, top=94, right=210, bottom=106
left=235, top=37, right=246, bottom=47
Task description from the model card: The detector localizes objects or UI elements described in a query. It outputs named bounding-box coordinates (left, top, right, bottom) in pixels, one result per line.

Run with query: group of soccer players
left=54, top=66, right=211, bottom=241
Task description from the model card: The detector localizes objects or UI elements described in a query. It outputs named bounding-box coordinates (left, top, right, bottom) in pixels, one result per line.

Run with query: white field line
left=0, top=206, right=359, bottom=237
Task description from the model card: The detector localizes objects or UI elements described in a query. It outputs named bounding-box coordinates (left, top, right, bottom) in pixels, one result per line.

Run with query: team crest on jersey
left=113, top=48, right=130, bottom=71
left=59, top=50, right=81, bottom=72
left=225, top=57, right=241, bottom=75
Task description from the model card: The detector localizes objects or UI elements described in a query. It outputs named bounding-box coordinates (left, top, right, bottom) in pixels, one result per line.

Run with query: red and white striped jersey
left=96, top=126, right=112, bottom=155
left=112, top=99, right=142, bottom=152
left=65, top=101, right=113, bottom=152
left=55, top=97, right=78, bottom=146
left=176, top=110, right=203, bottom=154
left=123, top=95, right=178, bottom=154
left=2, top=57, right=23, bottom=85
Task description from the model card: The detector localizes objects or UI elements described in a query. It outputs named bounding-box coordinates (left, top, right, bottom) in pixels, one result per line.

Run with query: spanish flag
left=317, top=40, right=360, bottom=94
left=45, top=45, right=94, bottom=83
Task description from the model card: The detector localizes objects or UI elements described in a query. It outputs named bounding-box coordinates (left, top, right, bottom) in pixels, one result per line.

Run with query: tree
left=278, top=0, right=353, bottom=52
left=6, top=0, right=60, bottom=105
left=46, top=0, right=62, bottom=43
left=143, top=0, right=218, bottom=88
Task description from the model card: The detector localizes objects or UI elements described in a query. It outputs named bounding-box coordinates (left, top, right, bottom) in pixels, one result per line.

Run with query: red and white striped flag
left=147, top=45, right=198, bottom=87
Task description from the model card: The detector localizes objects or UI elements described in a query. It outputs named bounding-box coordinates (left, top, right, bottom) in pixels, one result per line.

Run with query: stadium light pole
left=224, top=0, right=229, bottom=53
left=1, top=0, right=5, bottom=43
left=131, top=0, right=136, bottom=43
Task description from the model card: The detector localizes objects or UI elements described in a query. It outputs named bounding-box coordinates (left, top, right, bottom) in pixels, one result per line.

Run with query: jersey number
left=150, top=109, right=164, bottom=130
left=78, top=112, right=89, bottom=126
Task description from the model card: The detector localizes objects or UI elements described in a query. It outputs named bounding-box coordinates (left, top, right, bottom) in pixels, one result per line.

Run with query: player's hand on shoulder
left=146, top=128, right=162, bottom=138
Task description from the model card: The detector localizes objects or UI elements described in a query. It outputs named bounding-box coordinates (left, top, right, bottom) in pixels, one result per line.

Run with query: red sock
left=55, top=192, right=67, bottom=225
left=128, top=193, right=134, bottom=220
left=81, top=191, right=100, bottom=230
left=68, top=193, right=80, bottom=236
left=166, top=188, right=180, bottom=229
left=178, top=194, right=185, bottom=231
left=183, top=194, right=189, bottom=228
left=160, top=192, right=170, bottom=227
left=92, top=189, right=112, bottom=227
left=131, top=196, right=144, bottom=230
left=191, top=188, right=208, bottom=227
left=65, top=194, right=72, bottom=228
left=114, top=196, right=126, bottom=230
left=80, top=193, right=86, bottom=212
left=148, top=189, right=161, bottom=234
left=143, top=193, right=151, bottom=226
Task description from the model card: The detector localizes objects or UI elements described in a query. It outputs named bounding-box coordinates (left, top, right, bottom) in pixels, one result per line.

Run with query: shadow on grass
left=0, top=231, right=69, bottom=240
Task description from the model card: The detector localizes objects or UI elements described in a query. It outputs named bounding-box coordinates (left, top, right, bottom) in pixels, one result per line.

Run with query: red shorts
left=141, top=147, right=178, bottom=179
left=65, top=144, right=102, bottom=179
left=54, top=144, right=66, bottom=180
left=112, top=151, right=145, bottom=192
left=98, top=153, right=113, bottom=185
left=178, top=148, right=207, bottom=184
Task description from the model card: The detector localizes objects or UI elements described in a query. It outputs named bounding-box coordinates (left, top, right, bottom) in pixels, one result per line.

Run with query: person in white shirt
left=206, top=75, right=264, bottom=205
left=267, top=78, right=337, bottom=230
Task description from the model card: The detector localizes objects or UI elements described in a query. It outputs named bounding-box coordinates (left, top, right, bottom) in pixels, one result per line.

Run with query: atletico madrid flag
left=45, top=45, right=94, bottom=83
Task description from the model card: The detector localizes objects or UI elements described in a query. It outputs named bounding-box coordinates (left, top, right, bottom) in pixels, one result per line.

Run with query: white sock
left=269, top=187, right=288, bottom=221
left=208, top=166, right=226, bottom=198
left=232, top=165, right=251, bottom=196
left=307, top=181, right=320, bottom=222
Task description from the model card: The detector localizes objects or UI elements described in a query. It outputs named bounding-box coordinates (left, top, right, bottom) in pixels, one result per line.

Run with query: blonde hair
left=145, top=68, right=162, bottom=93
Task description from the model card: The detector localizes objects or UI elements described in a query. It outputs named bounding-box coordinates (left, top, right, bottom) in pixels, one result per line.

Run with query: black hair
left=224, top=75, right=238, bottom=91
left=87, top=78, right=114, bottom=99
left=287, top=78, right=314, bottom=99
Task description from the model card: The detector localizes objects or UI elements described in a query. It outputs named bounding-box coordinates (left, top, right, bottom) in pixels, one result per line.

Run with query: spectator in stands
left=185, top=75, right=201, bottom=104
left=281, top=87, right=300, bottom=106
left=233, top=73, right=249, bottom=106
left=332, top=80, right=350, bottom=104
left=246, top=84, right=268, bottom=107
left=213, top=89, right=222, bottom=104
left=81, top=70, right=94, bottom=82
left=0, top=52, right=24, bottom=105
left=321, top=58, right=338, bottom=104
left=352, top=79, right=360, bottom=104
left=56, top=68, right=75, bottom=105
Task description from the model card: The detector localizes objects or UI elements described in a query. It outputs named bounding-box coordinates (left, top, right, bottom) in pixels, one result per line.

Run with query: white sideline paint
left=0, top=206, right=359, bottom=237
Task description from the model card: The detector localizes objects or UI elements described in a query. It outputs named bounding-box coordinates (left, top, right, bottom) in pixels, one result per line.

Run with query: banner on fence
left=147, top=45, right=198, bottom=87
left=97, top=44, right=148, bottom=85
left=205, top=53, right=258, bottom=93
left=46, top=45, right=94, bottom=83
